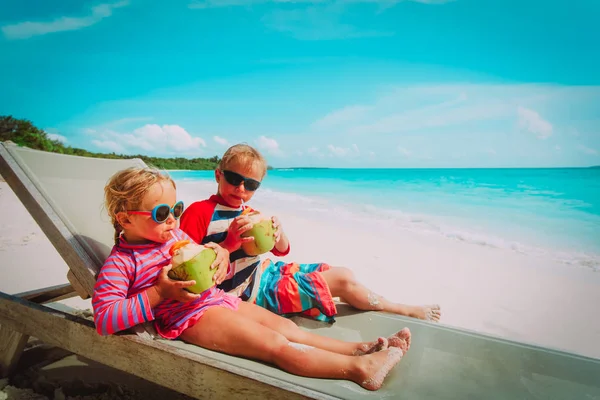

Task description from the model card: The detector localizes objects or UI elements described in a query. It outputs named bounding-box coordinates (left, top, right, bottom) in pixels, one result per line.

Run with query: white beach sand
left=1, top=176, right=599, bottom=397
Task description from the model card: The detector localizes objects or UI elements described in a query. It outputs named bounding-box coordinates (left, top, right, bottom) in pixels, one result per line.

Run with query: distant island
left=0, top=116, right=221, bottom=170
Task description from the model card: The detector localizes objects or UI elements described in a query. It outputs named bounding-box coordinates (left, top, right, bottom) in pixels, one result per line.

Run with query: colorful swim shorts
left=254, top=260, right=337, bottom=323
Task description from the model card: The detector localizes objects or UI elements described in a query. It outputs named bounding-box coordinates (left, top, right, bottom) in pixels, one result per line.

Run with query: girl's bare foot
left=354, top=337, right=388, bottom=355
left=387, top=327, right=411, bottom=352
left=356, top=347, right=404, bottom=391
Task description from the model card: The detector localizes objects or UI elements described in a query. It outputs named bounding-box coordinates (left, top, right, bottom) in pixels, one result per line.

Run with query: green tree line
left=0, top=115, right=220, bottom=170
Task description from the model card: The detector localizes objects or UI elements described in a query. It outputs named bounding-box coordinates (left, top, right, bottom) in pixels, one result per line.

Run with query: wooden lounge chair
left=1, top=141, right=600, bottom=399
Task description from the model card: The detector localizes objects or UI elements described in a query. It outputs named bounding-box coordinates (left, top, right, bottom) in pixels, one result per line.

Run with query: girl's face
left=120, top=179, right=179, bottom=244
left=215, top=161, right=263, bottom=208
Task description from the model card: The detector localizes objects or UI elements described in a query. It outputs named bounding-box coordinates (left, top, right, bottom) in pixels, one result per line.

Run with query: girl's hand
left=272, top=216, right=283, bottom=243
left=204, top=242, right=229, bottom=285
left=154, top=264, right=200, bottom=302
left=223, top=215, right=255, bottom=251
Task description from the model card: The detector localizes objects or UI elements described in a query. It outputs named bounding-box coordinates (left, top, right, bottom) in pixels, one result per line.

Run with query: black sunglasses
left=221, top=170, right=261, bottom=192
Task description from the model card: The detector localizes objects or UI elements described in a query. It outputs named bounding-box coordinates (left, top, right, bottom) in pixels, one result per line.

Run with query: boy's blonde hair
left=104, top=166, right=175, bottom=244
left=218, top=143, right=267, bottom=178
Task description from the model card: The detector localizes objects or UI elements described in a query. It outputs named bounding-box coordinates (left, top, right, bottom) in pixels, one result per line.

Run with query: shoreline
left=175, top=175, right=600, bottom=272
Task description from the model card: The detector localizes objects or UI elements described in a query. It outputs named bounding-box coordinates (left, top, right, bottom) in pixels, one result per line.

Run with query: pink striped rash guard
left=92, top=228, right=240, bottom=339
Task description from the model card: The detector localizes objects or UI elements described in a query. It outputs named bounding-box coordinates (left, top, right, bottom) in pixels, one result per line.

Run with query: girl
left=92, top=166, right=411, bottom=391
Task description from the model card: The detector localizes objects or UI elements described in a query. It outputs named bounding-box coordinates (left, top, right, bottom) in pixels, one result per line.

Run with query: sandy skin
left=408, top=304, right=441, bottom=322
left=320, top=267, right=442, bottom=323
left=345, top=328, right=412, bottom=390
left=359, top=347, right=405, bottom=391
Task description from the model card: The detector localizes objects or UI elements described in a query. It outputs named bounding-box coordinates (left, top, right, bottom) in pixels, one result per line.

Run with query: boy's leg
left=320, top=267, right=441, bottom=322
left=236, top=302, right=409, bottom=356
left=179, top=305, right=405, bottom=390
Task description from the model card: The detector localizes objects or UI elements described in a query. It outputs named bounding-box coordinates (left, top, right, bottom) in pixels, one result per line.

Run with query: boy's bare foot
left=354, top=337, right=388, bottom=355
left=387, top=328, right=411, bottom=352
left=409, top=304, right=441, bottom=322
left=357, top=347, right=404, bottom=391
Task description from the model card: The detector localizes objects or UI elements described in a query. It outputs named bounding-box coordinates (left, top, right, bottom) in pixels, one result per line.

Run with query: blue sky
left=1, top=0, right=599, bottom=168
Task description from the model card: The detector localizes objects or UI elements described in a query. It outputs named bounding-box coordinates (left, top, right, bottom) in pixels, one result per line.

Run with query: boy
left=179, top=144, right=441, bottom=323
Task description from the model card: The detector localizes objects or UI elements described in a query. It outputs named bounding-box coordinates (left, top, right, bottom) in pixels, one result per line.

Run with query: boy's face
left=215, top=161, right=263, bottom=208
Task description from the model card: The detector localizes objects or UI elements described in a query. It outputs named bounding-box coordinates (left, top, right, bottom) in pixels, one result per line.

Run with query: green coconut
left=168, top=246, right=217, bottom=294
left=241, top=218, right=276, bottom=256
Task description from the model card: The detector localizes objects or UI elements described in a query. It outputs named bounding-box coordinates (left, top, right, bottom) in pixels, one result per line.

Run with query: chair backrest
left=0, top=142, right=146, bottom=296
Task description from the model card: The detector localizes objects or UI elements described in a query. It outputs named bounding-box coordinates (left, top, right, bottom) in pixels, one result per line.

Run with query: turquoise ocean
left=169, top=168, right=600, bottom=271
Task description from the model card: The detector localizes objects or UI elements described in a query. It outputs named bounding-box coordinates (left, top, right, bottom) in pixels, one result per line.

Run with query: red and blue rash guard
left=179, top=194, right=290, bottom=302
left=92, top=228, right=240, bottom=339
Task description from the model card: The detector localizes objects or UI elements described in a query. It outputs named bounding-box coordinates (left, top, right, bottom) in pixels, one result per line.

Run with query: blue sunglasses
left=128, top=201, right=185, bottom=223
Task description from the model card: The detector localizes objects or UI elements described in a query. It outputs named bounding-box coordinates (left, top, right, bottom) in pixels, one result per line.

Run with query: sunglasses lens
left=154, top=205, right=171, bottom=222
left=223, top=170, right=243, bottom=186
left=223, top=170, right=261, bottom=192
left=244, top=180, right=260, bottom=191
left=173, top=201, right=184, bottom=219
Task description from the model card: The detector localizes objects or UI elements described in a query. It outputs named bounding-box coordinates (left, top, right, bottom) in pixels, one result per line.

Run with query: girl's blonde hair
left=218, top=143, right=268, bottom=178
left=104, top=166, right=175, bottom=245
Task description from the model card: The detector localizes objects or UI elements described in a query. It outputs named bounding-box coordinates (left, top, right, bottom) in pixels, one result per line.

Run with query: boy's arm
left=92, top=256, right=158, bottom=336
left=272, top=217, right=291, bottom=256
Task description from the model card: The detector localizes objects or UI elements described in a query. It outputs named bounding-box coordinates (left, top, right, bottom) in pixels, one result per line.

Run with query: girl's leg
left=180, top=306, right=404, bottom=391
left=236, top=302, right=406, bottom=356
left=321, top=267, right=441, bottom=322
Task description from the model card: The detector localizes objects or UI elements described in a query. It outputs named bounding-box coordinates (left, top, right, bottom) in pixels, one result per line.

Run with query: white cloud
left=327, top=145, right=349, bottom=157
left=47, top=133, right=68, bottom=143
left=397, top=146, right=411, bottom=157
left=517, top=106, right=553, bottom=139
left=577, top=145, right=598, bottom=155
left=349, top=90, right=510, bottom=135
left=88, top=123, right=207, bottom=156
left=133, top=124, right=206, bottom=152
left=2, top=1, right=129, bottom=40
left=306, top=146, right=325, bottom=158
left=312, top=105, right=372, bottom=129
left=213, top=135, right=230, bottom=146
left=256, top=135, right=282, bottom=155
left=262, top=7, right=394, bottom=40
left=327, top=144, right=360, bottom=157
left=316, top=84, right=587, bottom=140
left=190, top=0, right=451, bottom=40
left=92, top=140, right=126, bottom=154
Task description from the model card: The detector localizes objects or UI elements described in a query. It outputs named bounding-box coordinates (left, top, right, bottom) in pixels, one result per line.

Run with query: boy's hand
left=204, top=242, right=229, bottom=285
left=223, top=215, right=255, bottom=251
left=272, top=216, right=283, bottom=243
left=154, top=264, right=200, bottom=302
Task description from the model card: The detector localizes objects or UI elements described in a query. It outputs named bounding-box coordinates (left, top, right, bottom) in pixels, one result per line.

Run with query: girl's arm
left=92, top=256, right=157, bottom=336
